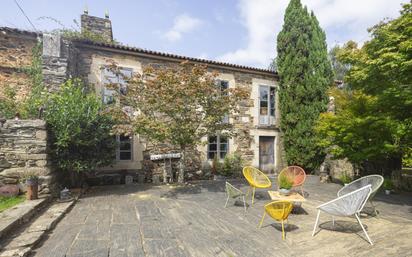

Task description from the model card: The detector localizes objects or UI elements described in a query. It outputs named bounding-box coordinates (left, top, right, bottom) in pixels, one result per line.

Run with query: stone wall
left=80, top=13, right=113, bottom=43
left=42, top=34, right=79, bottom=91
left=0, top=28, right=38, bottom=113
left=0, top=120, right=57, bottom=195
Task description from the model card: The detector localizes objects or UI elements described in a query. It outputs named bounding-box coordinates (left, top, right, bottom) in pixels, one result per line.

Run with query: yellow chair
left=242, top=166, right=271, bottom=205
left=258, top=201, right=293, bottom=240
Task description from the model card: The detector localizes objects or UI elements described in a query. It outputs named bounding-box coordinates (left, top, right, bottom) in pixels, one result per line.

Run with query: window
left=259, top=85, right=276, bottom=125
left=101, top=67, right=133, bottom=104
left=216, top=80, right=229, bottom=123
left=208, top=135, right=228, bottom=160
left=116, top=135, right=133, bottom=161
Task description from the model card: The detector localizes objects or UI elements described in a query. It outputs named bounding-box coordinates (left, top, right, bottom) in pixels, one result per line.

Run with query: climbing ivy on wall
left=0, top=42, right=45, bottom=119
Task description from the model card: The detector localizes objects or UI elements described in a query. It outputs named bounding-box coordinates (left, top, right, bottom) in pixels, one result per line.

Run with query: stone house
left=0, top=12, right=284, bottom=182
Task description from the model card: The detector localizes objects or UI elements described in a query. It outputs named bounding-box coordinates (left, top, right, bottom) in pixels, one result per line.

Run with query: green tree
left=277, top=0, right=333, bottom=172
left=108, top=61, right=248, bottom=182
left=45, top=79, right=116, bottom=186
left=316, top=1, right=412, bottom=170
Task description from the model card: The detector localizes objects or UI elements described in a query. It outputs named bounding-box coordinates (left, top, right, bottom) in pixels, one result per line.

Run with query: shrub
left=44, top=79, right=116, bottom=186
left=402, top=148, right=412, bottom=168
left=279, top=175, right=293, bottom=190
left=383, top=178, right=394, bottom=190
left=215, top=154, right=243, bottom=177
left=339, top=172, right=352, bottom=184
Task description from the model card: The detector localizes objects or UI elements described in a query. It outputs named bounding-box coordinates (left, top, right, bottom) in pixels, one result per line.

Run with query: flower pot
left=385, top=189, right=391, bottom=195
left=279, top=188, right=291, bottom=196
left=26, top=179, right=38, bottom=200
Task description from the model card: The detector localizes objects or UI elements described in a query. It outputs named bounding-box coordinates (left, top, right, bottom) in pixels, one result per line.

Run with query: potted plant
left=21, top=172, right=39, bottom=200
left=383, top=178, right=393, bottom=195
left=279, top=175, right=293, bottom=195
left=339, top=172, right=352, bottom=186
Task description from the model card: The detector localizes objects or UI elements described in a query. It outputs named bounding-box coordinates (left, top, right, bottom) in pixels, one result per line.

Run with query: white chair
left=312, top=185, right=374, bottom=245
left=338, top=175, right=384, bottom=216
left=224, top=182, right=247, bottom=211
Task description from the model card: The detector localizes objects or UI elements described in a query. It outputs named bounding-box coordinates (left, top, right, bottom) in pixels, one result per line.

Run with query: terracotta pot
left=26, top=179, right=38, bottom=200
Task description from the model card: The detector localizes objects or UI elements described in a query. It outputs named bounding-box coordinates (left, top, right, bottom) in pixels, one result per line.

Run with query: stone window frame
left=259, top=85, right=276, bottom=125
left=116, top=135, right=133, bottom=161
left=101, top=66, right=134, bottom=161
left=216, top=79, right=229, bottom=124
left=207, top=134, right=229, bottom=160
left=101, top=66, right=133, bottom=104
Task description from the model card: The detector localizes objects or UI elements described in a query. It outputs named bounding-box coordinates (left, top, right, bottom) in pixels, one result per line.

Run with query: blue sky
left=0, top=0, right=407, bottom=69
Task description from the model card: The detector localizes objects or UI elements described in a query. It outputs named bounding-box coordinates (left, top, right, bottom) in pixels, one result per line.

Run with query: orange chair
left=278, top=166, right=306, bottom=195
left=258, top=201, right=293, bottom=240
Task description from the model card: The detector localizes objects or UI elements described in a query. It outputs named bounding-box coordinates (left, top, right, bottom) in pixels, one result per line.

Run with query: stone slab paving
left=32, top=176, right=412, bottom=257
left=0, top=197, right=50, bottom=240
left=0, top=200, right=75, bottom=257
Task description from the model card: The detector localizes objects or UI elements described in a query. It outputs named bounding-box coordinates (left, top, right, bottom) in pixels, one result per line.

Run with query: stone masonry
left=0, top=120, right=58, bottom=195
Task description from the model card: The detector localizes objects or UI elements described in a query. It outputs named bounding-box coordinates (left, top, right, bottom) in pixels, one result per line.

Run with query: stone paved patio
left=32, top=176, right=412, bottom=257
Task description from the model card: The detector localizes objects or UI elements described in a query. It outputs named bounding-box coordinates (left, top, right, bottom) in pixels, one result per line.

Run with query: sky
left=0, top=0, right=407, bottom=69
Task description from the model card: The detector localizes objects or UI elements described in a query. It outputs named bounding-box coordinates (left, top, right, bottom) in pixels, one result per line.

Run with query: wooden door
left=259, top=136, right=275, bottom=173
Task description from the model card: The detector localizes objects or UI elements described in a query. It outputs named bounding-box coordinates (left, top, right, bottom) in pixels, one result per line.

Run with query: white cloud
left=217, top=0, right=407, bottom=68
left=164, top=14, right=203, bottom=42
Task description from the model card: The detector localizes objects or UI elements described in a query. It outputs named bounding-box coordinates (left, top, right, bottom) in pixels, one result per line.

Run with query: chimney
left=80, top=10, right=113, bottom=42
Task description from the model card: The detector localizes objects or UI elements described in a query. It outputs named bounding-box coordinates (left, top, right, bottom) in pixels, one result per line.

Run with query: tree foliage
left=316, top=1, right=412, bottom=168
left=108, top=61, right=248, bottom=182
left=277, top=0, right=333, bottom=172
left=44, top=79, right=116, bottom=185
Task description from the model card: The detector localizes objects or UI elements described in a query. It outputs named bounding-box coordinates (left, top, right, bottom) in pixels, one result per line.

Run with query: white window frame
left=259, top=85, right=276, bottom=125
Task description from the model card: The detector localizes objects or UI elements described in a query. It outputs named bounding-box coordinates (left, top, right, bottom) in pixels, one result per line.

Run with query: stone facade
left=0, top=120, right=58, bottom=195
left=74, top=45, right=282, bottom=180
left=1, top=13, right=285, bottom=184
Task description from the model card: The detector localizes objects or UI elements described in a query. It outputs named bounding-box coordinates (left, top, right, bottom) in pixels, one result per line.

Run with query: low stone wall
left=0, top=119, right=58, bottom=195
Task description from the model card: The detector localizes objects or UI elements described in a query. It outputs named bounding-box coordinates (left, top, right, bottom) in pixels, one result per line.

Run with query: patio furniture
left=278, top=166, right=306, bottom=196
left=337, top=175, right=384, bottom=216
left=312, top=185, right=373, bottom=245
left=268, top=191, right=306, bottom=203
left=243, top=166, right=272, bottom=205
left=224, top=182, right=247, bottom=211
left=258, top=201, right=293, bottom=240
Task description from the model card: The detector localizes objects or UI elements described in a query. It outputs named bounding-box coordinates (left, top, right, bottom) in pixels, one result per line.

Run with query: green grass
left=0, top=195, right=25, bottom=212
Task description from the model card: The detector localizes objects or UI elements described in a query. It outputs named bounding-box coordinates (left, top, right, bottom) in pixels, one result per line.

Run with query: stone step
left=0, top=197, right=51, bottom=241
left=0, top=199, right=76, bottom=257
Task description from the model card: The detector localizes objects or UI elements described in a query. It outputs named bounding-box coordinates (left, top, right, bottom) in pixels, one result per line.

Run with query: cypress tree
left=277, top=0, right=333, bottom=172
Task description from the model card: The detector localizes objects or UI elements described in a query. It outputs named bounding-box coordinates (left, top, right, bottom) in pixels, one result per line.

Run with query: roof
left=0, top=27, right=41, bottom=38
left=74, top=40, right=277, bottom=76
left=0, top=26, right=277, bottom=76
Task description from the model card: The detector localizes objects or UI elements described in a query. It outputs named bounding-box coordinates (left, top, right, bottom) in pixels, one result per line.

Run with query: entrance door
left=259, top=136, right=275, bottom=173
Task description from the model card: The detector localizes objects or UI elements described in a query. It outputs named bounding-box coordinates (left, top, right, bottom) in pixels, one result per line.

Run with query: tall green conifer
left=277, top=0, right=332, bottom=172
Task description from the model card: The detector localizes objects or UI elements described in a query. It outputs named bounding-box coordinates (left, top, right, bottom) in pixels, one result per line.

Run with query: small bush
left=213, top=154, right=244, bottom=177
left=44, top=79, right=116, bottom=186
left=279, top=175, right=293, bottom=190
left=339, top=172, right=352, bottom=184
left=383, top=178, right=394, bottom=190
